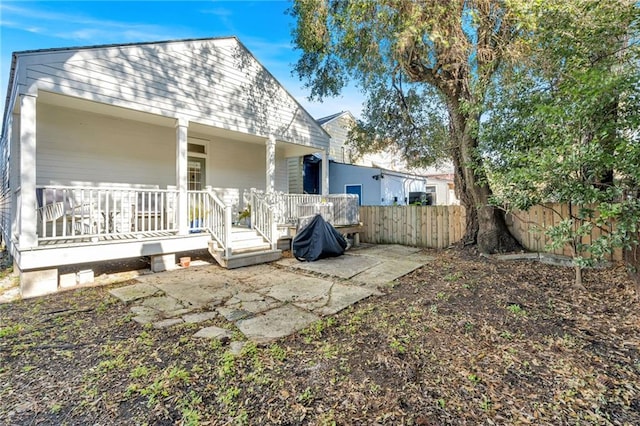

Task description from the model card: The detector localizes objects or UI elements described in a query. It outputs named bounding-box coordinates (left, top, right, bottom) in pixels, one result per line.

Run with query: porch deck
left=18, top=186, right=360, bottom=297
left=35, top=230, right=179, bottom=247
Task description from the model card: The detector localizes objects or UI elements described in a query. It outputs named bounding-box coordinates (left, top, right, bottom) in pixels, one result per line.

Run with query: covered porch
left=23, top=184, right=360, bottom=296
left=11, top=89, right=339, bottom=296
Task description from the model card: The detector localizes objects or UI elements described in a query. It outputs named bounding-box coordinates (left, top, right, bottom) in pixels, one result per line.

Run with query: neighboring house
left=421, top=171, right=458, bottom=206
left=291, top=111, right=458, bottom=205
left=329, top=162, right=430, bottom=206
left=0, top=37, right=351, bottom=297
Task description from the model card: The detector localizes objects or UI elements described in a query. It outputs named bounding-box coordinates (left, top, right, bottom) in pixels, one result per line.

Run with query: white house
left=0, top=37, right=353, bottom=297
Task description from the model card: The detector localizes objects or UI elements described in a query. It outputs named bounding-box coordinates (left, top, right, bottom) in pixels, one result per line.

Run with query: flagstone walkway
left=109, top=245, right=434, bottom=344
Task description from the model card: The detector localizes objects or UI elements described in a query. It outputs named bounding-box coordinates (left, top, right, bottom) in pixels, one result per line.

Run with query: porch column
left=266, top=135, right=276, bottom=193
left=176, top=118, right=189, bottom=235
left=321, top=149, right=329, bottom=196
left=19, top=92, right=37, bottom=248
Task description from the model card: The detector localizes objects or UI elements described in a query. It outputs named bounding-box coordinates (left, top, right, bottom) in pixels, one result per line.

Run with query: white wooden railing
left=249, top=190, right=278, bottom=250
left=35, top=186, right=359, bottom=250
left=35, top=186, right=178, bottom=241
left=188, top=189, right=232, bottom=257
left=265, top=191, right=360, bottom=226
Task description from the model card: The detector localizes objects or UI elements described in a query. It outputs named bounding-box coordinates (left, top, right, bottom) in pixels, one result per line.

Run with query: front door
left=188, top=157, right=206, bottom=190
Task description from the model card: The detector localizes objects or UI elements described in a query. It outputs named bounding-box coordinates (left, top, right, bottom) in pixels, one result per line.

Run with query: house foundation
left=151, top=253, right=176, bottom=272
left=19, top=267, right=58, bottom=298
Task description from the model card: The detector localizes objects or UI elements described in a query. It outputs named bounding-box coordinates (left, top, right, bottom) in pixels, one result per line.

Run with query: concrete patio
left=109, top=245, right=435, bottom=344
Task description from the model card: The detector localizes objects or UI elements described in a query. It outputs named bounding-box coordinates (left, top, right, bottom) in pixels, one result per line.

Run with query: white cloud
left=0, top=3, right=187, bottom=43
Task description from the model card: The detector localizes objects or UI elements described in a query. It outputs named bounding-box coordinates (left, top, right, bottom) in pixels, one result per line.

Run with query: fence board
left=359, top=205, right=466, bottom=248
left=506, top=203, right=625, bottom=262
left=360, top=203, right=625, bottom=261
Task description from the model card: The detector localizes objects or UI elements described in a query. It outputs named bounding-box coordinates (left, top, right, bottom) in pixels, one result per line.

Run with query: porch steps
left=208, top=227, right=282, bottom=269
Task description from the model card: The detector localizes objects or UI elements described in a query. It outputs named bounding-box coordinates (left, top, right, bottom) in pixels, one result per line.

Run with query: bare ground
left=0, top=248, right=639, bottom=425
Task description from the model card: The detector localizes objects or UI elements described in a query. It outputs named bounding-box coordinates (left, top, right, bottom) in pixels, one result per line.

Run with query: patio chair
left=36, top=201, right=66, bottom=238
left=69, top=202, right=104, bottom=235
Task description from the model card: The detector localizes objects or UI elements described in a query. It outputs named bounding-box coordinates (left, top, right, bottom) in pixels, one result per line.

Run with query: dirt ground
left=1, top=248, right=639, bottom=425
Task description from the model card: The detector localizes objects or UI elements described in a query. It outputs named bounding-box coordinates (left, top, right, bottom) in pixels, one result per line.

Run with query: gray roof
left=316, top=111, right=349, bottom=125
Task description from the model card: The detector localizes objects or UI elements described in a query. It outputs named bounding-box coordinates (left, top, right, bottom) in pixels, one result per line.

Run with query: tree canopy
left=484, top=0, right=640, bottom=285
left=290, top=0, right=527, bottom=253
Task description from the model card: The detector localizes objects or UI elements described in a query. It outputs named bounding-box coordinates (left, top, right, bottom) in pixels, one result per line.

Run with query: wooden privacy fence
left=359, top=205, right=466, bottom=248
left=506, top=203, right=624, bottom=261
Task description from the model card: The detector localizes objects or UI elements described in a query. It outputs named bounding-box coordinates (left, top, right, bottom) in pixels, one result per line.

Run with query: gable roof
left=2, top=37, right=330, bottom=148
left=316, top=111, right=355, bottom=126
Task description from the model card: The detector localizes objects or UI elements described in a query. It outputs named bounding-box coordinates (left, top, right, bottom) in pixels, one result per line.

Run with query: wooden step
left=231, top=227, right=264, bottom=242
left=208, top=241, right=282, bottom=269
left=230, top=242, right=272, bottom=255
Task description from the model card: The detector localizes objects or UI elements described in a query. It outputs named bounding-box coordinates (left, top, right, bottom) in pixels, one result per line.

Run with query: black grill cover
left=293, top=214, right=347, bottom=262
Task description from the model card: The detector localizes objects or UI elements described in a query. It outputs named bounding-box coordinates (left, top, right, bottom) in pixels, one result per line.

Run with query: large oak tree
left=290, top=0, right=525, bottom=253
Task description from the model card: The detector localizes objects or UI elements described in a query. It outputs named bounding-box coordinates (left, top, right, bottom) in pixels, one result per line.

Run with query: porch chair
left=36, top=201, right=65, bottom=237
left=69, top=202, right=104, bottom=235
left=36, top=188, right=73, bottom=237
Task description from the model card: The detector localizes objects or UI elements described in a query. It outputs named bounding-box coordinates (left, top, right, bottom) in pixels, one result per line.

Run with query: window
left=188, top=157, right=205, bottom=190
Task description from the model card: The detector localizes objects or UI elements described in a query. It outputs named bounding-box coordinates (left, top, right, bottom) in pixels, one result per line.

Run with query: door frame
left=345, top=184, right=362, bottom=206
left=187, top=137, right=209, bottom=190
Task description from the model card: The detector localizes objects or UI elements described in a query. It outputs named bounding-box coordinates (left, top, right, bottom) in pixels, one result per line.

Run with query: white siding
left=275, top=152, right=288, bottom=193
left=323, top=113, right=355, bottom=163
left=287, top=157, right=303, bottom=194
left=207, top=137, right=264, bottom=193
left=19, top=38, right=329, bottom=150
left=36, top=103, right=175, bottom=187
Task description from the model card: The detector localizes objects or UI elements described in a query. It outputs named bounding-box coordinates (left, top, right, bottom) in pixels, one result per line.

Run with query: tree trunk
left=449, top=101, right=521, bottom=254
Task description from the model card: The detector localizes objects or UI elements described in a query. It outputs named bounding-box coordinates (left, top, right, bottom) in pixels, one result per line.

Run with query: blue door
left=345, top=185, right=362, bottom=206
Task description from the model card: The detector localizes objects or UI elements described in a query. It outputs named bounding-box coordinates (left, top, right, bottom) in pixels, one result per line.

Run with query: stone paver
left=277, top=254, right=382, bottom=279
left=351, top=244, right=419, bottom=259
left=156, top=282, right=231, bottom=309
left=182, top=311, right=219, bottom=324
left=234, top=304, right=320, bottom=344
left=109, top=283, right=162, bottom=304
left=130, top=305, right=160, bottom=324
left=193, top=326, right=233, bottom=340
left=313, top=283, right=374, bottom=316
left=350, top=259, right=426, bottom=288
left=224, top=291, right=282, bottom=314
left=228, top=341, right=247, bottom=356
left=258, top=278, right=333, bottom=311
left=141, top=295, right=185, bottom=313
left=217, top=307, right=256, bottom=322
left=111, top=244, right=434, bottom=343
left=153, top=318, right=184, bottom=329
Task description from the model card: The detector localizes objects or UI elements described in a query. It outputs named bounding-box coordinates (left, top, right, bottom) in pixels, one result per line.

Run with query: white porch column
left=19, top=92, right=37, bottom=248
left=176, top=118, right=189, bottom=235
left=321, top=150, right=329, bottom=196
left=266, top=135, right=276, bottom=193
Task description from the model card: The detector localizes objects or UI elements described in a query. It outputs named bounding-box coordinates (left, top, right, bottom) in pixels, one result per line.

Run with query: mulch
left=0, top=248, right=638, bottom=425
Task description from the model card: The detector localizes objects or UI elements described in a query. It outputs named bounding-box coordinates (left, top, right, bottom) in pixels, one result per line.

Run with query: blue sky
left=0, top=0, right=364, bottom=119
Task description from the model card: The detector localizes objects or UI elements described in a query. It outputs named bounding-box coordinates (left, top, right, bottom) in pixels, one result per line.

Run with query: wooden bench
left=335, top=224, right=364, bottom=246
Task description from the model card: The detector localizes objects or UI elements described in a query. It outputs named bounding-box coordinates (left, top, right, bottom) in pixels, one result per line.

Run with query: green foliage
left=290, top=0, right=521, bottom=168
left=0, top=323, right=25, bottom=338
left=507, top=304, right=527, bottom=317
left=296, top=387, right=314, bottom=405
left=485, top=0, right=640, bottom=272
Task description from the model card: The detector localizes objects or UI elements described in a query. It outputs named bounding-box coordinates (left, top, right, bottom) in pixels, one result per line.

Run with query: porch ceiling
left=37, top=91, right=175, bottom=127
left=36, top=91, right=323, bottom=158
left=189, top=122, right=321, bottom=158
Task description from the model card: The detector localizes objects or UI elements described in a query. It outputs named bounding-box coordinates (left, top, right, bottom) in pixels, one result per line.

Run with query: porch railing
left=266, top=191, right=360, bottom=226
left=249, top=190, right=278, bottom=250
left=35, top=185, right=178, bottom=241
left=188, top=189, right=232, bottom=257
